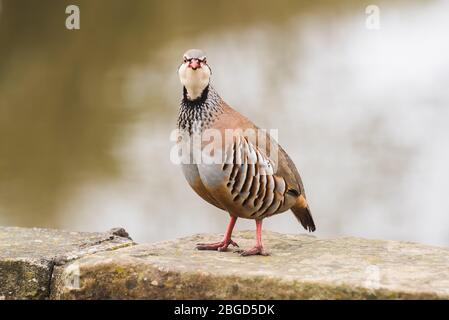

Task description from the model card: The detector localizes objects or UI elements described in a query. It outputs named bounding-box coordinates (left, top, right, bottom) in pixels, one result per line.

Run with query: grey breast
left=181, top=163, right=225, bottom=210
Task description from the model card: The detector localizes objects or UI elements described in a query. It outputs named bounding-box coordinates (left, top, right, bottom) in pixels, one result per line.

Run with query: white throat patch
left=179, top=63, right=211, bottom=100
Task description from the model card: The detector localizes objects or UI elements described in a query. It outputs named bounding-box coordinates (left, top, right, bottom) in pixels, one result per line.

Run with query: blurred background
left=1, top=0, right=448, bottom=246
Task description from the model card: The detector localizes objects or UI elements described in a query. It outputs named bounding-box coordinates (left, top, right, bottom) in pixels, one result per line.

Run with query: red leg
left=196, top=216, right=239, bottom=252
left=240, top=219, right=269, bottom=256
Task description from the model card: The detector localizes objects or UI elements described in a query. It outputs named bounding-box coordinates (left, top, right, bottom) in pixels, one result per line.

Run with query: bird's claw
left=196, top=239, right=239, bottom=252
left=238, top=246, right=269, bottom=256
left=228, top=239, right=239, bottom=247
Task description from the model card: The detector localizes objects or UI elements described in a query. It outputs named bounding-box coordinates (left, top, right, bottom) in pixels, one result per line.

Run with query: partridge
left=176, top=49, right=315, bottom=256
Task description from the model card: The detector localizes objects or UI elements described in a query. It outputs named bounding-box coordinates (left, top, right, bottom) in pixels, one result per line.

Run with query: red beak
left=188, top=59, right=201, bottom=70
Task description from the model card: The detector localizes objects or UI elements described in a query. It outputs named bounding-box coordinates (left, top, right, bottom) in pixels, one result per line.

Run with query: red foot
left=240, top=246, right=269, bottom=256
left=196, top=239, right=239, bottom=252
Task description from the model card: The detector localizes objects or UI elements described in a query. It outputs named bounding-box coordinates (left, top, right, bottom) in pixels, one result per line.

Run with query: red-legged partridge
left=176, top=49, right=315, bottom=256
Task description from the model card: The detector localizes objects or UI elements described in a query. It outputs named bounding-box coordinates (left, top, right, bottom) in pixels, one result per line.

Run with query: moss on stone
left=2, top=227, right=448, bottom=299
left=51, top=231, right=449, bottom=300
left=0, top=226, right=133, bottom=299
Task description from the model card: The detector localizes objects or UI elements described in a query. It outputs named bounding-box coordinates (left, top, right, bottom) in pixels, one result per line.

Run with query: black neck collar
left=182, top=85, right=210, bottom=107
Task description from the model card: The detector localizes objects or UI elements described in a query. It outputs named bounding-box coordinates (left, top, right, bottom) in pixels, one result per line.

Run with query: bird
left=176, top=49, right=315, bottom=256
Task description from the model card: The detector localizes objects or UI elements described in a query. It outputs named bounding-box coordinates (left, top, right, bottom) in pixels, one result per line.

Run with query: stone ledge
left=0, top=227, right=134, bottom=299
left=52, top=231, right=449, bottom=299
left=1, top=227, right=449, bottom=299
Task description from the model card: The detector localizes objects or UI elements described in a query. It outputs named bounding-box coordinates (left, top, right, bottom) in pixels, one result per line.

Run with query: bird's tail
left=291, top=195, right=316, bottom=232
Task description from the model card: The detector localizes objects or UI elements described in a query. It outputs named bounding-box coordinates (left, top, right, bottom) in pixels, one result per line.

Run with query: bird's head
left=178, top=49, right=211, bottom=101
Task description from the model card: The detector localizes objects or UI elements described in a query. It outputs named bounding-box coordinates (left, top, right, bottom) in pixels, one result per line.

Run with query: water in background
left=1, top=0, right=448, bottom=246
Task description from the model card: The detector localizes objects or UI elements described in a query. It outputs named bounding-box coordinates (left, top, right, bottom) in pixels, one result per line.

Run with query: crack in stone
left=45, top=261, right=55, bottom=300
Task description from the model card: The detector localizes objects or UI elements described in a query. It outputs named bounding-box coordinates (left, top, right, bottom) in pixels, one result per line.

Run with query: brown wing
left=198, top=133, right=298, bottom=219
left=195, top=105, right=300, bottom=218
left=217, top=105, right=305, bottom=197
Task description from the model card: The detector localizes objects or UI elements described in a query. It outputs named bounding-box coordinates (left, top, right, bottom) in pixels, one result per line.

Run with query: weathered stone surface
left=0, top=227, right=133, bottom=299
left=52, top=231, right=449, bottom=299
